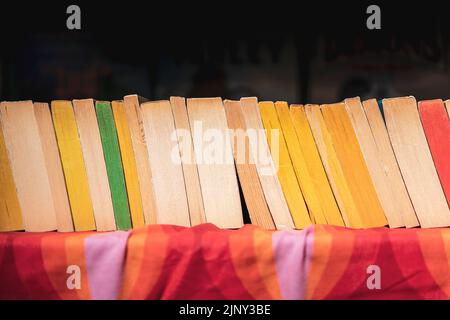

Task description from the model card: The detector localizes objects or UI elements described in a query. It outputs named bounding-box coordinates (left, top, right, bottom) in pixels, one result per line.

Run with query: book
left=383, top=97, right=450, bottom=228
left=73, top=99, right=116, bottom=231
left=345, top=97, right=405, bottom=228
left=34, top=102, right=73, bottom=232
left=362, top=99, right=419, bottom=228
left=112, top=100, right=145, bottom=228
left=224, top=99, right=275, bottom=230
left=95, top=101, right=132, bottom=230
left=52, top=100, right=96, bottom=231
left=259, top=101, right=311, bottom=228
left=289, top=104, right=344, bottom=226
left=445, top=100, right=450, bottom=117
left=240, top=97, right=294, bottom=230
left=0, top=116, right=23, bottom=232
left=321, top=103, right=387, bottom=228
left=277, top=101, right=332, bottom=225
left=1, top=101, right=57, bottom=231
left=187, top=98, right=243, bottom=229
left=170, top=96, right=206, bottom=226
left=418, top=99, right=450, bottom=207
left=305, top=104, right=360, bottom=227
left=141, top=100, right=191, bottom=226
left=123, top=95, right=158, bottom=225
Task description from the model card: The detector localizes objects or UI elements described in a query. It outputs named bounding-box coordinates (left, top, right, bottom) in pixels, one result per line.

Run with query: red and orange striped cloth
left=1, top=224, right=450, bottom=299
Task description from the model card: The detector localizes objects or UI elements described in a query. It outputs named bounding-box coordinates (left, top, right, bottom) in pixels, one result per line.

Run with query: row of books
left=0, top=95, right=449, bottom=232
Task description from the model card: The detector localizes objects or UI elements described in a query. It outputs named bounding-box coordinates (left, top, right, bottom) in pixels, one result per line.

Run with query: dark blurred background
left=1, top=1, right=450, bottom=104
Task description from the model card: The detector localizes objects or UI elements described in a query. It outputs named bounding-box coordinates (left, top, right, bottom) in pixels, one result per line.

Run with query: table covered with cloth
left=0, top=224, right=449, bottom=299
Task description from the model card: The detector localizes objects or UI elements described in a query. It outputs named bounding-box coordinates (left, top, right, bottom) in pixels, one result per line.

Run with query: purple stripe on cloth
left=272, top=226, right=314, bottom=300
left=84, top=231, right=130, bottom=300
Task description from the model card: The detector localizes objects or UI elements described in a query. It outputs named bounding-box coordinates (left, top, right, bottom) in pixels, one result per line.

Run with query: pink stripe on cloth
left=272, top=226, right=314, bottom=300
left=84, top=231, right=130, bottom=300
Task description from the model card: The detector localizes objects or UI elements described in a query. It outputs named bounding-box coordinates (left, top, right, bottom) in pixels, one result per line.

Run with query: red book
left=419, top=99, right=450, bottom=206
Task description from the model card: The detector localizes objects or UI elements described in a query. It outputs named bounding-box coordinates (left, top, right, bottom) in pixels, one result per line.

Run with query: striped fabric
left=1, top=224, right=449, bottom=299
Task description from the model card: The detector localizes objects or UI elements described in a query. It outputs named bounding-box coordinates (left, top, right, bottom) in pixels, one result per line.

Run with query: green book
left=95, top=101, right=132, bottom=230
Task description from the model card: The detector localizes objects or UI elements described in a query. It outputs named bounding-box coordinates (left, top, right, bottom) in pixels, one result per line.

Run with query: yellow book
left=0, top=123, right=23, bottom=231
left=305, top=104, right=360, bottom=227
left=112, top=100, right=145, bottom=228
left=51, top=100, right=96, bottom=231
left=259, top=101, right=311, bottom=228
left=275, top=101, right=327, bottom=224
left=290, top=105, right=344, bottom=226
left=321, top=103, right=387, bottom=228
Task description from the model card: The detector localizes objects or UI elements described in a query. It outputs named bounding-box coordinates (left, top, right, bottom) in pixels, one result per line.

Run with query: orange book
left=320, top=103, right=387, bottom=228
